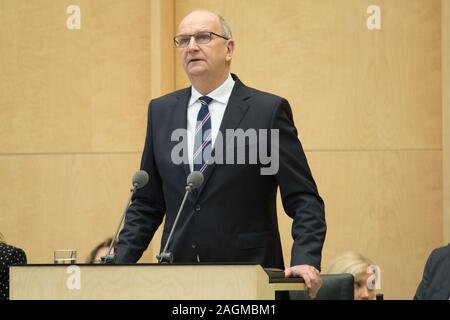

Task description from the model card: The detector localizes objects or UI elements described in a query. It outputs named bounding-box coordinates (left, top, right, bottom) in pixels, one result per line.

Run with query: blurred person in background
left=86, top=237, right=116, bottom=264
left=327, top=251, right=378, bottom=300
left=414, top=243, right=450, bottom=300
left=0, top=232, right=27, bottom=300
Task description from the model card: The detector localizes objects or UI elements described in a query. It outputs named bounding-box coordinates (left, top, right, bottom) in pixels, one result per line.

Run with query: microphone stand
left=101, top=183, right=138, bottom=264
left=156, top=183, right=195, bottom=263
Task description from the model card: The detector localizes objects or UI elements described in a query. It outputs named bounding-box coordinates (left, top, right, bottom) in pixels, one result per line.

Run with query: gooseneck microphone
left=156, top=171, right=204, bottom=263
left=101, top=170, right=149, bottom=264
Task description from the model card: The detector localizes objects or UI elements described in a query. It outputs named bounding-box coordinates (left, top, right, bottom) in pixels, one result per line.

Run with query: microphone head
left=132, top=170, right=149, bottom=189
left=187, top=171, right=204, bottom=189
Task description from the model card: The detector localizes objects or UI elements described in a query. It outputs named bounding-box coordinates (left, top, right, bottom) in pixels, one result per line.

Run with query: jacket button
left=195, top=204, right=201, bottom=212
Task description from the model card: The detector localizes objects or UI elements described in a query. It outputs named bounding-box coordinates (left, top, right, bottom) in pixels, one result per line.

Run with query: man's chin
left=186, top=66, right=207, bottom=77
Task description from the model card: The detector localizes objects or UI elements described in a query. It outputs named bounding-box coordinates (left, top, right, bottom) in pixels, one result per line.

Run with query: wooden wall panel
left=151, top=0, right=175, bottom=96
left=0, top=0, right=158, bottom=264
left=175, top=0, right=442, bottom=150
left=277, top=151, right=442, bottom=299
left=0, top=0, right=151, bottom=153
left=0, top=154, right=141, bottom=263
left=443, top=0, right=450, bottom=244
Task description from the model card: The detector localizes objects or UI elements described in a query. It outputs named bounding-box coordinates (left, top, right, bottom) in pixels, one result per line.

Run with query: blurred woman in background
left=0, top=232, right=27, bottom=300
left=327, top=251, right=378, bottom=300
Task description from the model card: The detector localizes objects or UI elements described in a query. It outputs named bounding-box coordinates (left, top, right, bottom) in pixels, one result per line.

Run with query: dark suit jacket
left=0, top=243, right=27, bottom=300
left=414, top=244, right=450, bottom=300
left=116, top=74, right=326, bottom=269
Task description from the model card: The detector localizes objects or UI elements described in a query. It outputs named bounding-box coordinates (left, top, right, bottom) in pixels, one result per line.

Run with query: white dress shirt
left=187, top=74, right=235, bottom=172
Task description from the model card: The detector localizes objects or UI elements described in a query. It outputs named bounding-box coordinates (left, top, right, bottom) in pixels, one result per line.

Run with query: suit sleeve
left=115, top=101, right=166, bottom=263
left=271, top=98, right=326, bottom=270
left=414, top=249, right=436, bottom=300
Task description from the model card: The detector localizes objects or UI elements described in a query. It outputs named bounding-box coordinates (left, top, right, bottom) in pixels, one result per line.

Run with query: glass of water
left=53, top=249, right=77, bottom=264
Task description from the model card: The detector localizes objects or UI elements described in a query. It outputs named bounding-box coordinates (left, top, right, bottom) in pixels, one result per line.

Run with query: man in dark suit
left=414, top=244, right=450, bottom=300
left=116, top=10, right=326, bottom=298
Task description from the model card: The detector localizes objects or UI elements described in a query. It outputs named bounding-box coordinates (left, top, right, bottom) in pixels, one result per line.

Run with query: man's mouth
left=188, top=59, right=204, bottom=64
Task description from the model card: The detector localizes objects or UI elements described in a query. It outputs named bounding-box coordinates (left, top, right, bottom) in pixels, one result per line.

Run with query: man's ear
left=225, top=39, right=235, bottom=62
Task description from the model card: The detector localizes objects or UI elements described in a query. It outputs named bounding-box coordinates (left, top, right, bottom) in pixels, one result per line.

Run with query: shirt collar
left=189, top=74, right=235, bottom=107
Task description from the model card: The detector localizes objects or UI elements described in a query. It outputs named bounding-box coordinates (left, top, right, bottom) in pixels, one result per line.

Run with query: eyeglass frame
left=173, top=31, right=230, bottom=48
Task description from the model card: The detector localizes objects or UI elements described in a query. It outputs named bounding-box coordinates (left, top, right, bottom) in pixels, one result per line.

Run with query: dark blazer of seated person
left=414, top=243, right=450, bottom=300
left=0, top=240, right=27, bottom=300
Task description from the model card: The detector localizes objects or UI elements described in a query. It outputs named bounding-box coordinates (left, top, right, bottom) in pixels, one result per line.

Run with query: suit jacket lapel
left=174, top=88, right=191, bottom=180
left=195, top=76, right=251, bottom=199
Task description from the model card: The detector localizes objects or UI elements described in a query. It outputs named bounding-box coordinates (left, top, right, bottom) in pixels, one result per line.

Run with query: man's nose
left=187, top=36, right=199, bottom=50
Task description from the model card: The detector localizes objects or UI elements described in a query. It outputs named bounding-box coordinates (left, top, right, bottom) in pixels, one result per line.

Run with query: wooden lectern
left=10, top=264, right=305, bottom=300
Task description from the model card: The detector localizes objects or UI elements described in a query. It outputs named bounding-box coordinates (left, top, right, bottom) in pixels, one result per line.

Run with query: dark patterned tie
left=193, top=96, right=213, bottom=172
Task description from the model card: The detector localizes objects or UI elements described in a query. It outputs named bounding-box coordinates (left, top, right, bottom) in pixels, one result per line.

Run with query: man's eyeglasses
left=173, top=31, right=229, bottom=48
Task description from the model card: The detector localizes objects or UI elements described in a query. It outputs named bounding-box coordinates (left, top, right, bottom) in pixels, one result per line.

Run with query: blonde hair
left=327, top=251, right=374, bottom=276
left=0, top=232, right=4, bottom=244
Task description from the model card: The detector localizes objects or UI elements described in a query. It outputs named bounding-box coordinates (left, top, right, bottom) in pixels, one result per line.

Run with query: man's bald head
left=178, top=10, right=232, bottom=39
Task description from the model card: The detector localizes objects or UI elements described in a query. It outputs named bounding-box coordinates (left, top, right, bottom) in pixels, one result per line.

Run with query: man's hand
left=285, top=265, right=322, bottom=299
